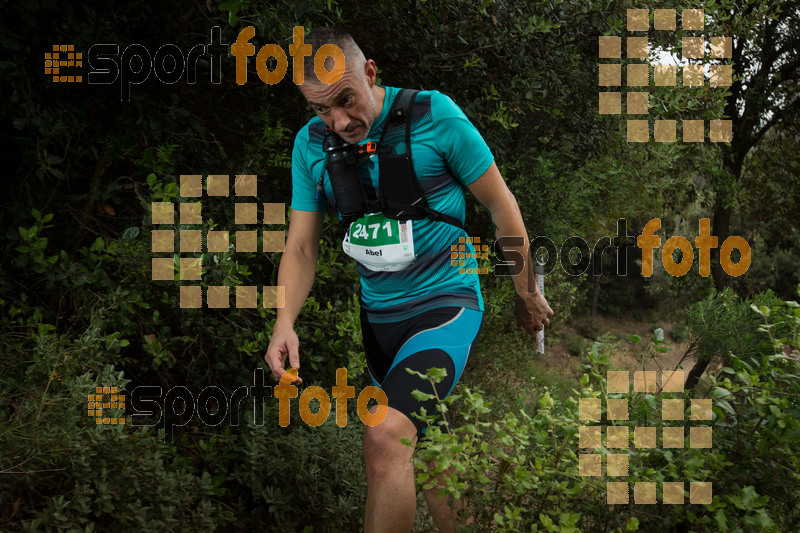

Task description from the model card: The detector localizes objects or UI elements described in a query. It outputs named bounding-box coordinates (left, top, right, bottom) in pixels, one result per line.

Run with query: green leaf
left=714, top=509, right=728, bottom=531
left=630, top=334, right=641, bottom=343
left=122, top=227, right=140, bottom=241
left=38, top=324, right=56, bottom=335
left=411, top=390, right=435, bottom=402
left=426, top=367, right=447, bottom=383
left=711, top=387, right=732, bottom=398
left=654, top=327, right=664, bottom=342
left=626, top=517, right=640, bottom=531
left=745, top=510, right=773, bottom=529
left=405, top=368, right=426, bottom=379
left=31, top=208, right=42, bottom=221
left=740, top=486, right=758, bottom=509
left=716, top=399, right=735, bottom=415
left=643, top=394, right=656, bottom=410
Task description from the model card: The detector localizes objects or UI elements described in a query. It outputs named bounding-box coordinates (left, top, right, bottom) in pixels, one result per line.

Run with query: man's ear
left=364, top=59, right=377, bottom=87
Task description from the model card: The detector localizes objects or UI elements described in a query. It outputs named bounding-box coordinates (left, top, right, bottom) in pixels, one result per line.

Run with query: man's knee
left=363, top=407, right=417, bottom=475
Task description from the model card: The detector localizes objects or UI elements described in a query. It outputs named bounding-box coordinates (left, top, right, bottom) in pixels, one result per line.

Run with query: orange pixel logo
left=88, top=386, right=127, bottom=425
left=151, top=174, right=286, bottom=309
left=578, top=370, right=713, bottom=505
left=599, top=8, right=733, bottom=143
left=451, top=236, right=490, bottom=275
left=46, top=44, right=83, bottom=83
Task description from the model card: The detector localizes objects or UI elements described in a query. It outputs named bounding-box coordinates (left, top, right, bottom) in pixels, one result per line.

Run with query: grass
left=461, top=312, right=580, bottom=418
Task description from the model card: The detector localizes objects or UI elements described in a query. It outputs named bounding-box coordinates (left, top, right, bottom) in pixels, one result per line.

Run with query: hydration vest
left=311, top=89, right=466, bottom=231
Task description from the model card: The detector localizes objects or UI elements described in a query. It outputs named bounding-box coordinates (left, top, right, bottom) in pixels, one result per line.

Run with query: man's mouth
left=343, top=125, right=362, bottom=136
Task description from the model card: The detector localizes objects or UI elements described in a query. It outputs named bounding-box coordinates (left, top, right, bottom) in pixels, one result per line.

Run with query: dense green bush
left=684, top=287, right=782, bottom=390
left=2, top=0, right=799, bottom=530
left=409, top=287, right=800, bottom=532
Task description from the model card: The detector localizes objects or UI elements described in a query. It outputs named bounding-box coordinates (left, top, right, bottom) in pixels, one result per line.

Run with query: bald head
left=297, top=27, right=384, bottom=143
left=301, top=27, right=366, bottom=86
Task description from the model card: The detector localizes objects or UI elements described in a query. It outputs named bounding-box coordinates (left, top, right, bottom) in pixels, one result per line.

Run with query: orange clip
left=356, top=141, right=377, bottom=155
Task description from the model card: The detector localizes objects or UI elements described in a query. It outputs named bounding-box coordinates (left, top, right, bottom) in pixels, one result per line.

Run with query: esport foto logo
left=48, top=26, right=344, bottom=100
left=599, top=8, right=734, bottom=143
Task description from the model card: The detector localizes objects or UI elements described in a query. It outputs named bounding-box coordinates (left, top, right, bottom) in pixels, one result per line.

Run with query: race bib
left=342, top=213, right=415, bottom=271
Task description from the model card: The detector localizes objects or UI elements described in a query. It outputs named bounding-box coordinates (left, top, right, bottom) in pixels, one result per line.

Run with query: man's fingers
left=264, top=347, right=285, bottom=381
left=266, top=357, right=302, bottom=384
left=265, top=329, right=303, bottom=383
left=288, top=344, right=300, bottom=372
left=285, top=339, right=302, bottom=383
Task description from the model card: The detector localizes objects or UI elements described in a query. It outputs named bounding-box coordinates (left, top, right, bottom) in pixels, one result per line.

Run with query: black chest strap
left=377, top=89, right=466, bottom=231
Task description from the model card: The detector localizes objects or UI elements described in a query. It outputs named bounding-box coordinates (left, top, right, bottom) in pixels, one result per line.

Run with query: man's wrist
left=512, top=267, right=535, bottom=295
left=274, top=316, right=296, bottom=331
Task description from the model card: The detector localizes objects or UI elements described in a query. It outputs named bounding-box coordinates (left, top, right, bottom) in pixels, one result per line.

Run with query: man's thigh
left=362, top=307, right=483, bottom=437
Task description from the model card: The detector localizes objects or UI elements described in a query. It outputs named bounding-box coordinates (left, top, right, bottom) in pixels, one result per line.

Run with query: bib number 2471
left=342, top=213, right=415, bottom=271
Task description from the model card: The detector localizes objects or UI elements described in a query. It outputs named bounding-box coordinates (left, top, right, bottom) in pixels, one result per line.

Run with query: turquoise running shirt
left=291, top=86, right=494, bottom=322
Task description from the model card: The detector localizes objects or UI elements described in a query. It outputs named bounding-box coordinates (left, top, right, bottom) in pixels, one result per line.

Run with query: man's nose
left=331, top=107, right=350, bottom=132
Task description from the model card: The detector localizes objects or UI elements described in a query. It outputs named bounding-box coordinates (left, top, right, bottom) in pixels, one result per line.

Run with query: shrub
left=562, top=334, right=587, bottom=356
left=406, top=288, right=800, bottom=532
left=669, top=323, right=689, bottom=343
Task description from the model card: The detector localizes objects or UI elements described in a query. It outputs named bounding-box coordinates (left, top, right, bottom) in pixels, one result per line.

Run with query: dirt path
left=541, top=312, right=697, bottom=381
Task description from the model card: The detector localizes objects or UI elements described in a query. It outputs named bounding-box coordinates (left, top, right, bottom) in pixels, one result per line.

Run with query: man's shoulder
left=293, top=116, right=329, bottom=162
left=382, top=88, right=466, bottom=126
left=409, top=89, right=468, bottom=121
left=388, top=87, right=452, bottom=105
left=402, top=88, right=450, bottom=105
left=296, top=115, right=328, bottom=141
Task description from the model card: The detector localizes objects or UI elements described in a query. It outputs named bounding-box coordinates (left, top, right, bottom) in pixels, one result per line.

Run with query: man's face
left=300, top=59, right=379, bottom=144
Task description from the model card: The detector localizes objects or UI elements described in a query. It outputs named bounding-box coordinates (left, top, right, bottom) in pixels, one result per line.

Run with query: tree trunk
left=711, top=198, right=732, bottom=292
left=685, top=358, right=710, bottom=391
left=591, top=272, right=600, bottom=320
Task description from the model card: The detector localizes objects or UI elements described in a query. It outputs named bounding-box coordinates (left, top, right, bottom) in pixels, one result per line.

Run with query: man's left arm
left=467, top=161, right=554, bottom=335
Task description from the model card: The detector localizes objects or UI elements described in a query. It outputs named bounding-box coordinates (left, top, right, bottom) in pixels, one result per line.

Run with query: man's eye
left=343, top=96, right=353, bottom=105
left=316, top=107, right=328, bottom=114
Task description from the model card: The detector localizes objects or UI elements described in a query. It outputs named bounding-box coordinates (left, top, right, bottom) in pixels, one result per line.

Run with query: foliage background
left=1, top=0, right=798, bottom=531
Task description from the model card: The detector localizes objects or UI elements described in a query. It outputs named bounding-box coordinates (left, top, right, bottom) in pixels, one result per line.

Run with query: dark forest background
left=1, top=0, right=799, bottom=531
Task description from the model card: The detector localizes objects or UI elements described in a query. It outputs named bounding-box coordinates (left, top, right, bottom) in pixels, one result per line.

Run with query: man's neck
left=372, top=85, right=386, bottom=122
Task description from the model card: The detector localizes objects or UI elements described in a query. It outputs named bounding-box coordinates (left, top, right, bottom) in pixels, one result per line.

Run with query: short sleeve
left=430, top=92, right=494, bottom=186
left=291, top=126, right=327, bottom=212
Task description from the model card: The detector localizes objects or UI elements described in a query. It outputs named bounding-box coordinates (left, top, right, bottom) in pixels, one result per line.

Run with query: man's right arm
left=264, top=208, right=324, bottom=383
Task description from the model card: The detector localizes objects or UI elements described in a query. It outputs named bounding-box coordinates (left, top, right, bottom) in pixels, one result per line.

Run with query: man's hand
left=265, top=327, right=303, bottom=384
left=514, top=274, right=554, bottom=336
